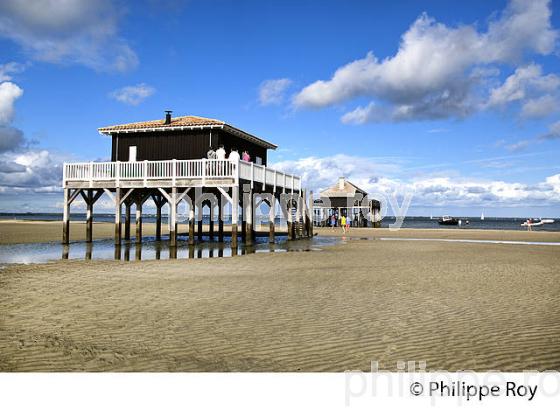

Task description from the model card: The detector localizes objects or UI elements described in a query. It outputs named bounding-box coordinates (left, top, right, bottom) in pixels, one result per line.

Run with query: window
left=255, top=156, right=262, bottom=165
left=129, top=146, right=137, bottom=162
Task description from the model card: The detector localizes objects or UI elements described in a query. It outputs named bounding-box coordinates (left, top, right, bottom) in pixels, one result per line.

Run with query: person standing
left=341, top=214, right=347, bottom=233
left=242, top=150, right=251, bottom=162
left=206, top=146, right=217, bottom=175
left=215, top=145, right=226, bottom=174
left=215, top=145, right=226, bottom=160
left=330, top=214, right=336, bottom=230
left=229, top=148, right=240, bottom=162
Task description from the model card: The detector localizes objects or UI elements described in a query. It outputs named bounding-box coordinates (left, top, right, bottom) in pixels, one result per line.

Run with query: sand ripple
left=1, top=238, right=559, bottom=371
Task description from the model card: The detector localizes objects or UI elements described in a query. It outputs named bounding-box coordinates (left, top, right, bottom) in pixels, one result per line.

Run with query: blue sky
left=1, top=0, right=560, bottom=216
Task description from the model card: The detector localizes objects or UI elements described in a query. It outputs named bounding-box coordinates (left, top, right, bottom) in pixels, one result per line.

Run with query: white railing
left=238, top=160, right=301, bottom=191
left=63, top=159, right=301, bottom=190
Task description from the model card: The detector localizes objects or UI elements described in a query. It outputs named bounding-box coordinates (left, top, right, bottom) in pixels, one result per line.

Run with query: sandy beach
left=0, top=220, right=290, bottom=245
left=0, top=223, right=559, bottom=371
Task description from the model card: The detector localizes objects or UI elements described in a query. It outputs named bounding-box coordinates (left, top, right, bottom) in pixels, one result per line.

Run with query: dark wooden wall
left=216, top=131, right=268, bottom=165
left=111, top=129, right=268, bottom=165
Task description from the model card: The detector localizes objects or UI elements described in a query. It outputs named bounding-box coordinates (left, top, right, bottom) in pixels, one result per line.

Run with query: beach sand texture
left=0, top=221, right=289, bottom=245
left=1, top=226, right=559, bottom=371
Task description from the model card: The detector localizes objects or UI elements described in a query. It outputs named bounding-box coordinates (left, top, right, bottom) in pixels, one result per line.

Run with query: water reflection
left=0, top=235, right=339, bottom=265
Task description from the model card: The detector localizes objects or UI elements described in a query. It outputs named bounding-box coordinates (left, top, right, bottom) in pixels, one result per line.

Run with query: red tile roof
left=98, top=115, right=277, bottom=149
left=98, top=115, right=225, bottom=132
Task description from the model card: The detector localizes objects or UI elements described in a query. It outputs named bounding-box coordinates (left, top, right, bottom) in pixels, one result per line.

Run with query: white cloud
left=293, top=0, right=558, bottom=123
left=0, top=81, right=23, bottom=125
left=486, top=64, right=560, bottom=108
left=520, top=95, right=558, bottom=118
left=0, top=126, right=24, bottom=153
left=258, top=78, right=292, bottom=106
left=540, top=120, right=560, bottom=140
left=0, top=149, right=65, bottom=192
left=0, top=0, right=138, bottom=72
left=272, top=154, right=560, bottom=207
left=521, top=95, right=559, bottom=118
left=504, top=139, right=533, bottom=152
left=0, top=62, right=27, bottom=82
left=110, top=83, right=155, bottom=106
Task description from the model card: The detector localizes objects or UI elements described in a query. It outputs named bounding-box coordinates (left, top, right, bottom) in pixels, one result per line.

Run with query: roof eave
left=97, top=123, right=278, bottom=150
left=97, top=123, right=225, bottom=135
left=223, top=124, right=277, bottom=150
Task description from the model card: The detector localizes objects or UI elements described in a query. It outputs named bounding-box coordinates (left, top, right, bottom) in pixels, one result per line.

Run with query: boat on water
left=521, top=218, right=555, bottom=227
left=481, top=211, right=485, bottom=221
left=438, top=216, right=459, bottom=226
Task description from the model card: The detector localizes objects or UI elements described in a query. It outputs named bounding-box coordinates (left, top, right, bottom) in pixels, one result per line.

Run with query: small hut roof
left=98, top=115, right=277, bottom=149
left=320, top=178, right=368, bottom=198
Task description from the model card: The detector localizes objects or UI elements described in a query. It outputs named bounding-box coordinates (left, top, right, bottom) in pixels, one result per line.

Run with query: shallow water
left=0, top=235, right=340, bottom=265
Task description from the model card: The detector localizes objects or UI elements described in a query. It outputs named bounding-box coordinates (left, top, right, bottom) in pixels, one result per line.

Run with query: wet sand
left=0, top=220, right=154, bottom=245
left=1, top=225, right=559, bottom=371
left=0, top=221, right=287, bottom=245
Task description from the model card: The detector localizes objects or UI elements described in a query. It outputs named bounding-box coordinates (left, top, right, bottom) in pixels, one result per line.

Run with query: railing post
left=89, top=161, right=93, bottom=188
left=172, top=159, right=176, bottom=185
left=143, top=160, right=148, bottom=187
left=250, top=162, right=254, bottom=189
left=115, top=161, right=120, bottom=187
left=202, top=158, right=206, bottom=185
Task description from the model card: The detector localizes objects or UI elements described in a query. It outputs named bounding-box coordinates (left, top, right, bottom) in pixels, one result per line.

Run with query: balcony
left=63, top=159, right=302, bottom=191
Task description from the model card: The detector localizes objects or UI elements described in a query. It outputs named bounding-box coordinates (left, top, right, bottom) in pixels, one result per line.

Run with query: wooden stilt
left=135, top=197, right=143, bottom=244
left=124, top=201, right=131, bottom=240
left=170, top=187, right=177, bottom=247
left=80, top=189, right=103, bottom=243
left=269, top=195, right=275, bottom=244
left=169, top=246, right=177, bottom=259
left=150, top=192, right=167, bottom=241
left=197, top=202, right=203, bottom=241
left=114, top=187, right=122, bottom=245
left=302, top=190, right=309, bottom=237
left=85, top=243, right=92, bottom=260
left=62, top=188, right=70, bottom=244
left=156, top=205, right=162, bottom=240
left=245, top=187, right=253, bottom=245
left=309, top=190, right=314, bottom=237
left=62, top=188, right=70, bottom=245
left=209, top=202, right=215, bottom=240
left=156, top=200, right=162, bottom=241
left=218, top=194, right=224, bottom=241
left=188, top=191, right=195, bottom=245
left=231, top=185, right=239, bottom=248
left=86, top=190, right=93, bottom=242
left=240, top=192, right=246, bottom=241
left=287, top=197, right=294, bottom=240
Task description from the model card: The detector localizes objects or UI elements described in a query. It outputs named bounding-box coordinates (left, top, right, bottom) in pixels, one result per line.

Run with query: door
left=128, top=146, right=137, bottom=162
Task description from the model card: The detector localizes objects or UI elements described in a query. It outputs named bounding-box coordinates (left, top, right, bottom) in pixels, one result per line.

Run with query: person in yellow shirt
left=340, top=215, right=347, bottom=233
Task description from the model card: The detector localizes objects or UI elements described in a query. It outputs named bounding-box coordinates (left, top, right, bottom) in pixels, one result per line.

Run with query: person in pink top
left=242, top=150, right=251, bottom=162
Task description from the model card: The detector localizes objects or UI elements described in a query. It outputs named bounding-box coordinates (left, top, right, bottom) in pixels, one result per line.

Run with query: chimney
left=338, top=176, right=345, bottom=190
left=164, top=110, right=172, bottom=125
